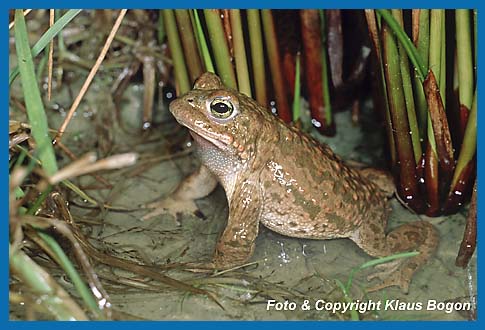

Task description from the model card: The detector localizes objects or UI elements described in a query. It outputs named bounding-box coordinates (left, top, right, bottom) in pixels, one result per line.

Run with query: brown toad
left=144, top=72, right=438, bottom=293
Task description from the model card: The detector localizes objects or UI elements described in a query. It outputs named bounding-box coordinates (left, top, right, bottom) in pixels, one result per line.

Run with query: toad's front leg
left=212, top=179, right=263, bottom=269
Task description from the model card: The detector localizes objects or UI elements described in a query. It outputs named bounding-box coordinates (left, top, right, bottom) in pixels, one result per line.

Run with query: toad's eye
left=210, top=98, right=234, bottom=119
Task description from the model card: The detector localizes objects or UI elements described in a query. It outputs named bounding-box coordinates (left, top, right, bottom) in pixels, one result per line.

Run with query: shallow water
left=11, top=79, right=476, bottom=320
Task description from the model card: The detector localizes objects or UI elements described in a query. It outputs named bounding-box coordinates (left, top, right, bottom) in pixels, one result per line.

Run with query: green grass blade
left=14, top=10, right=58, bottom=176
left=334, top=279, right=360, bottom=320
left=10, top=9, right=82, bottom=85
left=37, top=231, right=104, bottom=319
left=345, top=251, right=419, bottom=293
left=36, top=44, right=49, bottom=81
left=10, top=247, right=88, bottom=320
left=61, top=180, right=99, bottom=206
left=377, top=9, right=427, bottom=82
left=357, top=251, right=419, bottom=270
left=15, top=11, right=103, bottom=317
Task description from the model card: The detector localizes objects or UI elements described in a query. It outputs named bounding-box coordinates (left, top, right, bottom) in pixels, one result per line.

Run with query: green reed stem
left=247, top=10, right=267, bottom=106
left=456, top=10, right=474, bottom=109
left=175, top=10, right=203, bottom=83
left=230, top=10, right=251, bottom=96
left=392, top=10, right=422, bottom=162
left=377, top=9, right=427, bottom=82
left=426, top=10, right=445, bottom=154
left=451, top=89, right=476, bottom=187
left=157, top=10, right=165, bottom=44
left=365, top=10, right=396, bottom=166
left=429, top=10, right=443, bottom=91
left=163, top=10, right=190, bottom=94
left=473, top=10, right=477, bottom=74
left=204, top=9, right=237, bottom=89
left=412, top=9, right=429, bottom=139
left=439, top=14, right=446, bottom=108
left=193, top=10, right=214, bottom=73
left=382, top=18, right=421, bottom=207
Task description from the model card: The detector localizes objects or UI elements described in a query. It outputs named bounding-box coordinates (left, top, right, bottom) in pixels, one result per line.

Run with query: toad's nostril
left=187, top=98, right=194, bottom=103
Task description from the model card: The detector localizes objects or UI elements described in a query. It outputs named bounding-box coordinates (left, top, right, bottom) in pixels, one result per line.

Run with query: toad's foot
left=353, top=220, right=438, bottom=294
left=366, top=258, right=414, bottom=293
left=141, top=196, right=199, bottom=223
left=141, top=165, right=217, bottom=222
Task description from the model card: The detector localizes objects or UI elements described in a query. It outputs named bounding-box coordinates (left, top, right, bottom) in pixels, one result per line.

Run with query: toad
left=144, top=72, right=438, bottom=293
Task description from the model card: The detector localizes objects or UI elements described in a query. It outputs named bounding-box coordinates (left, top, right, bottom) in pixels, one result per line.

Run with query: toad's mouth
left=188, top=128, right=232, bottom=151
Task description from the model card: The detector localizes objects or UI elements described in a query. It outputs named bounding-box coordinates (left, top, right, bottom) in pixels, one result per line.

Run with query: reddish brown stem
left=382, top=20, right=423, bottom=212
left=262, top=10, right=292, bottom=122
left=300, top=9, right=335, bottom=135
left=326, top=10, right=343, bottom=88
left=365, top=10, right=397, bottom=167
left=458, top=104, right=471, bottom=147
left=443, top=161, right=475, bottom=214
left=424, top=71, right=455, bottom=201
left=424, top=142, right=440, bottom=216
left=282, top=52, right=296, bottom=97
left=274, top=11, right=300, bottom=96
left=221, top=9, right=233, bottom=56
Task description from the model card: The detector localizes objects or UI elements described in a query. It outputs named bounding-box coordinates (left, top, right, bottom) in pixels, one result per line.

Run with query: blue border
left=5, top=1, right=482, bottom=9
left=3, top=4, right=9, bottom=325
left=3, top=1, right=482, bottom=328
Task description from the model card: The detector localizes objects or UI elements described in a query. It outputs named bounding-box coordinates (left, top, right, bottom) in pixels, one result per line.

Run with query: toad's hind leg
left=351, top=217, right=439, bottom=293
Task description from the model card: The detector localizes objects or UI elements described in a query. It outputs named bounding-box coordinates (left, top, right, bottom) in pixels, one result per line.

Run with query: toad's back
left=256, top=121, right=389, bottom=240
